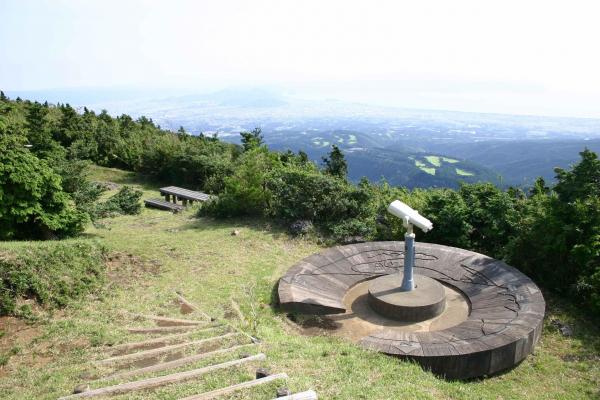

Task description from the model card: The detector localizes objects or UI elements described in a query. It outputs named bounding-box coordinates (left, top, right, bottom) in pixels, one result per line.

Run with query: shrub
left=206, top=147, right=280, bottom=217
left=267, top=168, right=377, bottom=239
left=52, top=158, right=106, bottom=214
left=95, top=186, right=143, bottom=218
left=0, top=241, right=107, bottom=316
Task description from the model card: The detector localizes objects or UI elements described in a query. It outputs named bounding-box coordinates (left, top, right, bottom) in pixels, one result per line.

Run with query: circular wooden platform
left=278, top=241, right=545, bottom=379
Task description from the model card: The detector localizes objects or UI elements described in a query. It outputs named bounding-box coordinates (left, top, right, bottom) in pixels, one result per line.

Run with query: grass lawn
left=0, top=166, right=598, bottom=399
left=415, top=160, right=436, bottom=176
left=425, top=156, right=442, bottom=167
left=455, top=168, right=474, bottom=177
left=441, top=157, right=459, bottom=164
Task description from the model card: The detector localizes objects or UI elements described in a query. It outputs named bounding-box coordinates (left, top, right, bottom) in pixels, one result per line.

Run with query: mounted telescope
left=387, top=200, right=433, bottom=291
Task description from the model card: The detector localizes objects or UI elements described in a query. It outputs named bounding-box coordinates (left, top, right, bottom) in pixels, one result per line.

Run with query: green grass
left=456, top=168, right=474, bottom=176
left=415, top=160, right=436, bottom=175
left=425, top=156, right=441, bottom=167
left=311, top=137, right=331, bottom=148
left=0, top=167, right=598, bottom=399
left=442, top=157, right=459, bottom=164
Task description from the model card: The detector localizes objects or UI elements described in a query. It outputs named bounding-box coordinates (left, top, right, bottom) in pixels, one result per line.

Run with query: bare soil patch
left=0, top=316, right=43, bottom=377
left=105, top=252, right=161, bottom=288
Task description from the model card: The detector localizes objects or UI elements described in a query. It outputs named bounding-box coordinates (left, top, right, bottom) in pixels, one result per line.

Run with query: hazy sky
left=1, top=0, right=600, bottom=117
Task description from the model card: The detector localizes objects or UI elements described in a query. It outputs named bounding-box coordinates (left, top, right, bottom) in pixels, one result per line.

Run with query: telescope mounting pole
left=401, top=216, right=415, bottom=291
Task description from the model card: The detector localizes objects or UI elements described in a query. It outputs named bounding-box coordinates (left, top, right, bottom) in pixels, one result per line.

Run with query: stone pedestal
left=367, top=273, right=445, bottom=322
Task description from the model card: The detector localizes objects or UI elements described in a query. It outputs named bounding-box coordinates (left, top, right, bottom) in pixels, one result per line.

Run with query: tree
left=507, top=150, right=600, bottom=314
left=53, top=103, right=80, bottom=146
left=420, top=189, right=471, bottom=248
left=458, top=183, right=519, bottom=258
left=24, top=101, right=63, bottom=160
left=0, top=135, right=87, bottom=239
left=552, top=150, right=600, bottom=309
left=554, top=149, right=600, bottom=202
left=298, top=150, right=309, bottom=164
left=177, top=126, right=188, bottom=137
left=322, top=145, right=348, bottom=179
left=240, top=127, right=264, bottom=151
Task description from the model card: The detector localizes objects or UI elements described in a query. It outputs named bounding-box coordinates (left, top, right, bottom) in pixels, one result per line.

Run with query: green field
left=415, top=160, right=436, bottom=175
left=456, top=168, right=474, bottom=176
left=0, top=167, right=598, bottom=399
left=442, top=157, right=459, bottom=164
left=425, top=156, right=442, bottom=167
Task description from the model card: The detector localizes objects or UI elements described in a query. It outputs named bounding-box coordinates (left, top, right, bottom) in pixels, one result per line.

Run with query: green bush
left=0, top=241, right=107, bottom=316
left=267, top=168, right=377, bottom=240
left=95, top=186, right=143, bottom=218
left=52, top=158, right=106, bottom=214
left=206, top=147, right=280, bottom=217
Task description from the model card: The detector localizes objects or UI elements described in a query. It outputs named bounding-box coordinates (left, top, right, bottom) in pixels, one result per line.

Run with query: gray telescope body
left=387, top=200, right=433, bottom=233
left=387, top=200, right=433, bottom=291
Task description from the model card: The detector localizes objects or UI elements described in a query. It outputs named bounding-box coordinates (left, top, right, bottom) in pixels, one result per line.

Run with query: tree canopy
left=0, top=135, right=87, bottom=239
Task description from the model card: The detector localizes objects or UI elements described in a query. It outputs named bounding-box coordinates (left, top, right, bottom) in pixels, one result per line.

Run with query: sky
left=1, top=0, right=600, bottom=117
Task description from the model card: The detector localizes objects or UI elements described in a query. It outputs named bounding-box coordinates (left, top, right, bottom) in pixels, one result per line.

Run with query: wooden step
left=179, top=373, right=288, bottom=400
left=100, top=343, right=257, bottom=381
left=127, top=325, right=208, bottom=335
left=130, top=313, right=208, bottom=327
left=59, top=354, right=266, bottom=399
left=274, top=390, right=318, bottom=400
left=95, top=332, right=239, bottom=365
left=107, top=331, right=200, bottom=355
left=170, top=292, right=259, bottom=345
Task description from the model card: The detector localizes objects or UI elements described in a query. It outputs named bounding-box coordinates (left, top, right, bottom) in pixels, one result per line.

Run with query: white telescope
left=387, top=200, right=433, bottom=233
left=387, top=200, right=433, bottom=291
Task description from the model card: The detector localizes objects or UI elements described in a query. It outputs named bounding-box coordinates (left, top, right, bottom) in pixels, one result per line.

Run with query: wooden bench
left=144, top=199, right=185, bottom=212
left=159, top=186, right=215, bottom=206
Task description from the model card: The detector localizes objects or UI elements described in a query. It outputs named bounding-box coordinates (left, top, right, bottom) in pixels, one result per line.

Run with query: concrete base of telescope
left=367, top=273, right=446, bottom=322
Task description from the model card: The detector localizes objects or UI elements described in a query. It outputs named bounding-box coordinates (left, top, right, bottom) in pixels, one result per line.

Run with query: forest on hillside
left=0, top=92, right=599, bottom=317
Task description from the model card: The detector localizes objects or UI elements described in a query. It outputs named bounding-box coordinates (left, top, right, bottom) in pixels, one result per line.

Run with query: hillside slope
left=0, top=167, right=597, bottom=399
left=424, top=139, right=600, bottom=186
left=266, top=130, right=500, bottom=188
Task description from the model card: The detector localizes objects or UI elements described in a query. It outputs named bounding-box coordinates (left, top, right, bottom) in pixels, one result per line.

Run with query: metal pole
left=401, top=225, right=415, bottom=291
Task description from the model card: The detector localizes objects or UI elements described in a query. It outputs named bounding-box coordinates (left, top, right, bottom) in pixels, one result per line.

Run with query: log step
left=127, top=325, right=211, bottom=335
left=130, top=313, right=208, bottom=327
left=107, top=331, right=201, bottom=355
left=100, top=343, right=257, bottom=381
left=179, top=373, right=288, bottom=400
left=95, top=332, right=239, bottom=365
left=59, top=353, right=266, bottom=399
left=274, top=390, right=318, bottom=400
